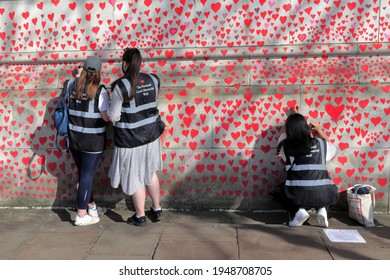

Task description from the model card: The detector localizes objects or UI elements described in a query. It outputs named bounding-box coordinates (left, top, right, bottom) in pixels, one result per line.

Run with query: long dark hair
left=111, top=47, right=142, bottom=102
left=283, top=113, right=313, bottom=156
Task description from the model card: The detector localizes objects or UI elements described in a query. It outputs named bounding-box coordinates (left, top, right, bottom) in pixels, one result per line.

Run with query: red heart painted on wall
left=325, top=104, right=345, bottom=123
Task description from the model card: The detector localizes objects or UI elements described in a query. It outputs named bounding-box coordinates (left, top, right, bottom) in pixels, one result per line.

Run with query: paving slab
left=12, top=244, right=93, bottom=260
left=155, top=223, right=239, bottom=260
left=91, top=229, right=161, bottom=259
left=0, top=209, right=388, bottom=260
left=155, top=241, right=238, bottom=260
left=238, top=226, right=332, bottom=260
left=0, top=231, right=38, bottom=259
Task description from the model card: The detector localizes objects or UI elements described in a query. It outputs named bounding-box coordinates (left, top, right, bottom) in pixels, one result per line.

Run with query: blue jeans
left=70, top=149, right=102, bottom=210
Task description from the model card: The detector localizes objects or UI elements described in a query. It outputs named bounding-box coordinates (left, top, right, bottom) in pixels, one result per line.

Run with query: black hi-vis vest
left=283, top=137, right=338, bottom=207
left=67, top=80, right=107, bottom=152
left=113, top=73, right=164, bottom=148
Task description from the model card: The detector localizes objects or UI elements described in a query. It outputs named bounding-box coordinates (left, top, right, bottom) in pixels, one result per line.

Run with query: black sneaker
left=127, top=214, right=146, bottom=227
left=150, top=207, right=163, bottom=222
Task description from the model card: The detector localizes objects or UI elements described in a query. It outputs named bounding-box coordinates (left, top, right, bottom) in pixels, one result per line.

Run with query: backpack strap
left=63, top=134, right=70, bottom=153
left=64, top=79, right=75, bottom=152
left=27, top=153, right=46, bottom=180
left=64, top=78, right=75, bottom=102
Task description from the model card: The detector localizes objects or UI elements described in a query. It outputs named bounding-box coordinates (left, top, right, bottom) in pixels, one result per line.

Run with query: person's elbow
left=100, top=111, right=110, bottom=123
left=107, top=110, right=120, bottom=123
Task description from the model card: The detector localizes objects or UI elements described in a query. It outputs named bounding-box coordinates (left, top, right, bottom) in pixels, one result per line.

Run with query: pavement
left=0, top=208, right=389, bottom=260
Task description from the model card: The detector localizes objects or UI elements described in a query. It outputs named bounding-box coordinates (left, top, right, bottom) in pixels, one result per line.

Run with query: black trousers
left=270, top=183, right=329, bottom=219
left=270, top=183, right=299, bottom=218
left=70, top=149, right=102, bottom=210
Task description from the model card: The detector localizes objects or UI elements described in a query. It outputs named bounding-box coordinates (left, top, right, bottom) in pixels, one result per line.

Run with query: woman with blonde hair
left=65, top=56, right=110, bottom=226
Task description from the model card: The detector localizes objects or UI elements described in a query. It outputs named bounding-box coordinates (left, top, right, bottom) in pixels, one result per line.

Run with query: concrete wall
left=0, top=0, right=389, bottom=212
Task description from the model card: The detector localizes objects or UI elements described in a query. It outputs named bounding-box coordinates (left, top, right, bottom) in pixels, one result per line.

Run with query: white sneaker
left=316, top=207, right=329, bottom=228
left=88, top=207, right=100, bottom=220
left=289, top=208, right=310, bottom=227
left=74, top=214, right=99, bottom=226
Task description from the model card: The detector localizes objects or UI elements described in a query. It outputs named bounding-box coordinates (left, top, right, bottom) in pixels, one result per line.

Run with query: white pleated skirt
left=108, top=138, right=162, bottom=195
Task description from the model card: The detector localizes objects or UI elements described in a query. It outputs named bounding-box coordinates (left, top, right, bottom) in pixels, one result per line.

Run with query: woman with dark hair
left=275, top=106, right=339, bottom=227
left=108, top=48, right=165, bottom=226
left=66, top=56, right=110, bottom=226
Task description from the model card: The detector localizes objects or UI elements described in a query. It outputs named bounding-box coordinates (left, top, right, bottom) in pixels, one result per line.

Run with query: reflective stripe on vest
left=285, top=138, right=331, bottom=187
left=113, top=76, right=159, bottom=130
left=285, top=179, right=334, bottom=187
left=112, top=74, right=162, bottom=148
left=69, top=123, right=106, bottom=134
left=121, top=101, right=158, bottom=114
left=114, top=115, right=159, bottom=130
left=68, top=98, right=106, bottom=134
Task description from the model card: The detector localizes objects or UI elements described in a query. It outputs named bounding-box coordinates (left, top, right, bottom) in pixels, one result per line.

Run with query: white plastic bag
left=347, top=184, right=376, bottom=227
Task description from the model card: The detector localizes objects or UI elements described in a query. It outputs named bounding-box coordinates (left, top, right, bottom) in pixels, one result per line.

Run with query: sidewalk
left=0, top=208, right=389, bottom=260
